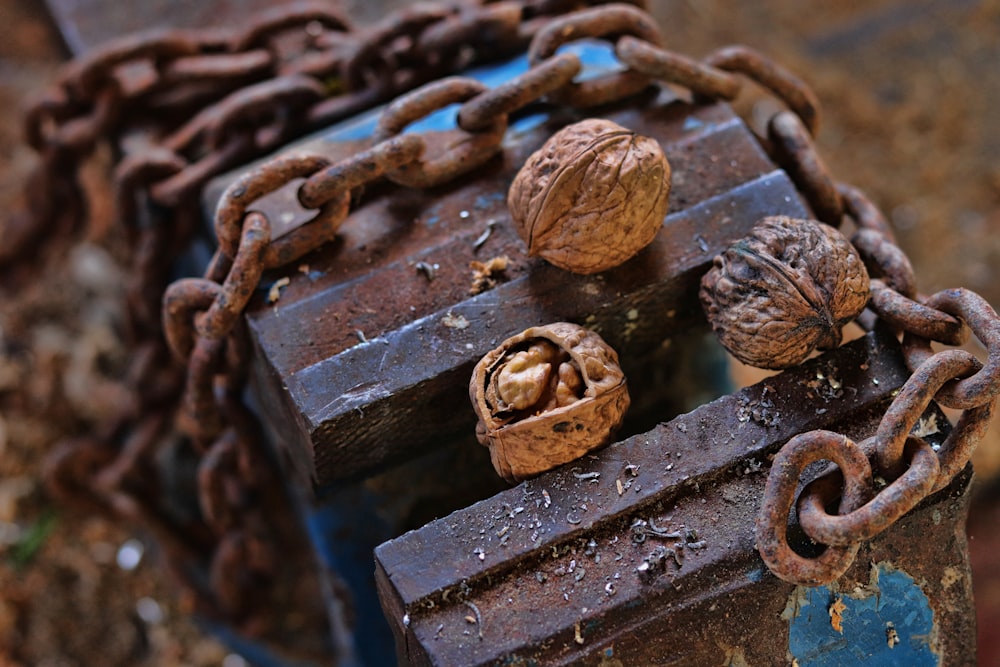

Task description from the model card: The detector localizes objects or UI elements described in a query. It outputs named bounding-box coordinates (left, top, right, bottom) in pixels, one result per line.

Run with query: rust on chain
left=902, top=288, right=1000, bottom=408
left=222, top=396, right=276, bottom=488
left=127, top=219, right=196, bottom=340
left=181, top=335, right=227, bottom=448
left=755, top=430, right=871, bottom=587
left=230, top=0, right=352, bottom=51
left=340, top=3, right=456, bottom=92
left=213, top=153, right=359, bottom=267
left=305, top=85, right=386, bottom=129
left=216, top=75, right=328, bottom=151
left=298, top=134, right=426, bottom=209
left=759, top=179, right=1000, bottom=585
left=838, top=182, right=897, bottom=242
left=528, top=4, right=663, bottom=107
left=372, top=77, right=507, bottom=188
left=851, top=228, right=917, bottom=298
left=162, top=278, right=222, bottom=361
left=198, top=434, right=241, bottom=534
left=457, top=52, right=581, bottom=132
left=198, top=212, right=271, bottom=340
left=705, top=45, right=821, bottom=136
left=767, top=110, right=843, bottom=225
left=797, top=436, right=939, bottom=546
left=92, top=415, right=170, bottom=495
left=67, top=29, right=203, bottom=97
left=162, top=50, right=274, bottom=84
left=868, top=280, right=967, bottom=345
left=149, top=134, right=256, bottom=208
left=417, top=2, right=524, bottom=64
left=209, top=530, right=253, bottom=617
left=204, top=247, right=235, bottom=286
left=876, top=349, right=981, bottom=476
left=114, top=149, right=188, bottom=236
left=221, top=324, right=253, bottom=396
left=54, top=84, right=124, bottom=154
left=615, top=35, right=741, bottom=100
left=23, top=87, right=76, bottom=153
left=930, top=397, right=996, bottom=493
left=125, top=341, right=183, bottom=411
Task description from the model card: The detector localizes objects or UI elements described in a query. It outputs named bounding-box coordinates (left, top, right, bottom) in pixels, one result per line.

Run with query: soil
left=1, top=1, right=998, bottom=665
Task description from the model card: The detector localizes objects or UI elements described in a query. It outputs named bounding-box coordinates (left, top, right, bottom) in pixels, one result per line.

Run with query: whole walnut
left=699, top=217, right=870, bottom=370
left=507, top=118, right=671, bottom=274
left=469, top=322, right=630, bottom=483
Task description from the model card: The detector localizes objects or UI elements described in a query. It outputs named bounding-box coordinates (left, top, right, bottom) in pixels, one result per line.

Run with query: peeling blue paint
left=787, top=565, right=937, bottom=666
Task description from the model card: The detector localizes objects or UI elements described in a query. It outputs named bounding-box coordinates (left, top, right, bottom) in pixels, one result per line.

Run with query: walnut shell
left=699, top=216, right=870, bottom=370
left=507, top=118, right=671, bottom=275
left=469, top=322, right=630, bottom=483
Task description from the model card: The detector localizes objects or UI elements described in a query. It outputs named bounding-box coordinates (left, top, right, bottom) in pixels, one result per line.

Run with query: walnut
left=507, top=118, right=671, bottom=274
left=699, top=216, right=870, bottom=370
left=470, top=322, right=630, bottom=483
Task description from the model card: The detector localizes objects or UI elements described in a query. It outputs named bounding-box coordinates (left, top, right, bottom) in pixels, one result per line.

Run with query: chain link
left=752, top=81, right=1000, bottom=585
left=528, top=4, right=662, bottom=107
left=13, top=0, right=1000, bottom=631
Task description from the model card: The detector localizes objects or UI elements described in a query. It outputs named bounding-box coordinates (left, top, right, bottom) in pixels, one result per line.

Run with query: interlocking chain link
left=12, top=0, right=1000, bottom=637
left=754, top=109, right=1000, bottom=586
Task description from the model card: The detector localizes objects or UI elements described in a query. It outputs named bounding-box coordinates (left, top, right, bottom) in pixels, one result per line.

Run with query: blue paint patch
left=304, top=488, right=396, bottom=667
left=787, top=565, right=937, bottom=666
left=682, top=116, right=705, bottom=132
left=509, top=111, right=549, bottom=134
left=474, top=191, right=506, bottom=210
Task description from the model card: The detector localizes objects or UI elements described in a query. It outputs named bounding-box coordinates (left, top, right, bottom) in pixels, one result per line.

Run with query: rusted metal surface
left=223, top=95, right=811, bottom=490
left=375, top=332, right=976, bottom=665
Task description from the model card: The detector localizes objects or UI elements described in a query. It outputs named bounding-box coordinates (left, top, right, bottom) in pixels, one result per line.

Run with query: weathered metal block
left=209, top=82, right=810, bottom=491
left=374, top=331, right=975, bottom=666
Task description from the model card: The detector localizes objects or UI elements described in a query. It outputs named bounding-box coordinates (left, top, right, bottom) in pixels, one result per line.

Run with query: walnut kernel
left=507, top=118, right=671, bottom=275
left=470, top=322, right=629, bottom=482
left=699, top=216, right=870, bottom=369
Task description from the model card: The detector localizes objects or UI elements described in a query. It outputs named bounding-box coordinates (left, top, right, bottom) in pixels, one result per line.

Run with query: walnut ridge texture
left=699, top=216, right=870, bottom=369
left=507, top=118, right=671, bottom=274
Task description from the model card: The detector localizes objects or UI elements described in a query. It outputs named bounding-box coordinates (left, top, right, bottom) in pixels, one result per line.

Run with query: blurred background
left=0, top=0, right=998, bottom=664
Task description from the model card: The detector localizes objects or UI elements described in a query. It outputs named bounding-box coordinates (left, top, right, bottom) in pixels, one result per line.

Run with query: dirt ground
left=0, top=1, right=999, bottom=665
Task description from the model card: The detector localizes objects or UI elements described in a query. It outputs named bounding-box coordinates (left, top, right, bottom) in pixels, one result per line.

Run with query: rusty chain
left=23, top=0, right=654, bottom=633
left=17, top=0, right=668, bottom=634
left=11, top=0, right=1000, bottom=637
left=754, top=109, right=1000, bottom=586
